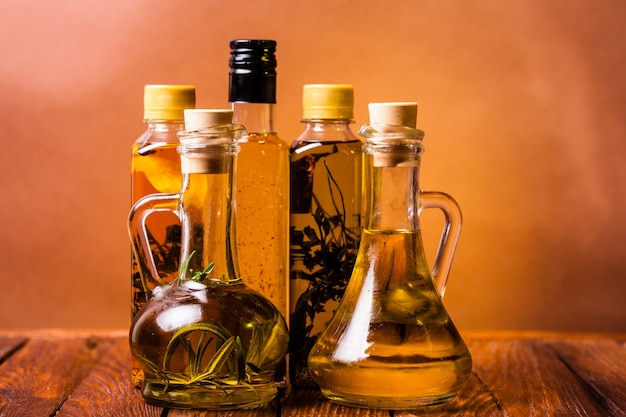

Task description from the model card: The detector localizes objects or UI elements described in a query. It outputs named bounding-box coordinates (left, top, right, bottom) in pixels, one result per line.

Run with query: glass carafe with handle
left=128, top=109, right=289, bottom=410
left=308, top=102, right=472, bottom=410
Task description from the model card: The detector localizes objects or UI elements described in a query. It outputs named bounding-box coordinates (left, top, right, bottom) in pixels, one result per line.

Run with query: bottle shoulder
left=292, top=122, right=361, bottom=145
left=290, top=134, right=363, bottom=153
left=134, top=122, right=185, bottom=147
left=240, top=132, right=289, bottom=147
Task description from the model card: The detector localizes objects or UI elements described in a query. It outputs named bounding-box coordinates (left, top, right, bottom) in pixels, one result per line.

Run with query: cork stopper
left=368, top=102, right=418, bottom=128
left=366, top=102, right=422, bottom=168
left=184, top=109, right=234, bottom=131
left=180, top=109, right=236, bottom=174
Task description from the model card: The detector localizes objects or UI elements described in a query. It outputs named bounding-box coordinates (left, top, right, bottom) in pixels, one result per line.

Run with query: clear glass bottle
left=130, top=84, right=195, bottom=387
left=308, top=102, right=472, bottom=410
left=128, top=109, right=289, bottom=409
left=228, top=40, right=290, bottom=322
left=289, top=84, right=363, bottom=387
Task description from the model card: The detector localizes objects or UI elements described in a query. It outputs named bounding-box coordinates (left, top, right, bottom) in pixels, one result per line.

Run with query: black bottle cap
left=229, top=39, right=277, bottom=104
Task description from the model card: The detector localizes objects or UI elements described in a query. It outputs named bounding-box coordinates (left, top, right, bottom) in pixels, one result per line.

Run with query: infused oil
left=289, top=85, right=363, bottom=387
left=308, top=102, right=471, bottom=409
left=308, top=230, right=472, bottom=409
left=131, top=141, right=182, bottom=314
left=235, top=131, right=289, bottom=318
left=129, top=110, right=289, bottom=409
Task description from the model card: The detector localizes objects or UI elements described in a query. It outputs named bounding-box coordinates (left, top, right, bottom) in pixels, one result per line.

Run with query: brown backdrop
left=1, top=0, right=625, bottom=332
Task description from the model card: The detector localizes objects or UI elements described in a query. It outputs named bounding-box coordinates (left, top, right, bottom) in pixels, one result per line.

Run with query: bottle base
left=141, top=381, right=278, bottom=410
left=320, top=388, right=457, bottom=410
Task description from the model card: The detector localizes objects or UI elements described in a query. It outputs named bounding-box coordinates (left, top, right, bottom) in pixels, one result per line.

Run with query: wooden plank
left=283, top=388, right=389, bottom=417
left=56, top=337, right=162, bottom=417
left=167, top=401, right=280, bottom=417
left=548, top=338, right=626, bottom=416
left=0, top=336, right=27, bottom=363
left=394, top=373, right=502, bottom=417
left=469, top=338, right=607, bottom=416
left=0, top=336, right=111, bottom=417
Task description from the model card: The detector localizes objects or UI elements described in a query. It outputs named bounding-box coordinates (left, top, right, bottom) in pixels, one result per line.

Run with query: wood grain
left=0, top=336, right=111, bottom=417
left=1, top=332, right=624, bottom=416
left=470, top=338, right=608, bottom=416
left=548, top=338, right=626, bottom=416
left=0, top=336, right=27, bottom=364
left=56, top=337, right=161, bottom=417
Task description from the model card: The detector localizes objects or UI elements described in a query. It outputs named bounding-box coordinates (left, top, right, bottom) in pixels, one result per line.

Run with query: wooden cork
left=180, top=109, right=235, bottom=174
left=368, top=102, right=417, bottom=128
left=367, top=102, right=421, bottom=167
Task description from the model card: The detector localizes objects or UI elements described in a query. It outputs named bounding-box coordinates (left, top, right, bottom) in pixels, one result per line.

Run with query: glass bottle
left=228, top=40, right=290, bottom=322
left=308, top=102, right=472, bottom=410
left=289, top=84, right=363, bottom=387
left=130, top=84, right=195, bottom=387
left=128, top=109, right=289, bottom=409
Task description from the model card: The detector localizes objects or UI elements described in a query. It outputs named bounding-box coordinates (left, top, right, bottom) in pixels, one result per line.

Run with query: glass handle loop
left=420, top=191, right=462, bottom=298
left=128, top=193, right=180, bottom=301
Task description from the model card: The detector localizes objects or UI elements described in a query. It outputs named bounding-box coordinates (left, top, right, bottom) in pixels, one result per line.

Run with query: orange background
left=1, top=0, right=625, bottom=332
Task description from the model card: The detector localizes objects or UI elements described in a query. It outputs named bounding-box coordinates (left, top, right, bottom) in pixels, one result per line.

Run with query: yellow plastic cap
left=143, top=85, right=196, bottom=121
left=302, top=84, right=354, bottom=120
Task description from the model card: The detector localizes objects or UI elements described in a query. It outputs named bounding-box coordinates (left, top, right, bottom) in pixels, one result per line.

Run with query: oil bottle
left=308, top=102, right=472, bottom=409
left=128, top=109, right=289, bottom=409
left=130, top=84, right=195, bottom=386
left=289, top=84, right=363, bottom=387
left=228, top=40, right=289, bottom=320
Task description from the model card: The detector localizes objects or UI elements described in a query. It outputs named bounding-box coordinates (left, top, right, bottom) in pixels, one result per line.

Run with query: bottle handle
left=128, top=193, right=180, bottom=301
left=420, top=191, right=462, bottom=298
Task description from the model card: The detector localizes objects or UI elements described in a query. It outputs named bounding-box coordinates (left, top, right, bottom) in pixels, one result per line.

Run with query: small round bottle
left=308, top=102, right=472, bottom=410
left=129, top=109, right=289, bottom=409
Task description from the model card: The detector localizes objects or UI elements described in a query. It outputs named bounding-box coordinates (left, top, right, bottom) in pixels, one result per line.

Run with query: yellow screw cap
left=302, top=84, right=354, bottom=120
left=143, top=85, right=196, bottom=121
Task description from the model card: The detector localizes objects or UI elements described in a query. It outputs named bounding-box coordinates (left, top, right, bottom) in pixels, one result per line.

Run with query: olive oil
left=229, top=40, right=289, bottom=321
left=236, top=132, right=289, bottom=318
left=289, top=138, right=363, bottom=386
left=308, top=230, right=472, bottom=409
left=130, top=85, right=195, bottom=388
left=130, top=282, right=289, bottom=409
left=131, top=141, right=182, bottom=316
left=129, top=110, right=289, bottom=409
left=308, top=102, right=471, bottom=409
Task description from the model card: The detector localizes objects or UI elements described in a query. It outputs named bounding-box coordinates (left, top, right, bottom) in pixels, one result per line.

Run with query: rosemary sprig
left=176, top=251, right=216, bottom=285
left=138, top=321, right=258, bottom=394
left=290, top=157, right=360, bottom=381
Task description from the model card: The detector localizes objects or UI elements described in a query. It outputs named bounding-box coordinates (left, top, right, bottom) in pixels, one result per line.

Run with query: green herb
left=176, top=251, right=241, bottom=287
left=132, top=224, right=181, bottom=315
left=136, top=321, right=261, bottom=394
left=290, top=159, right=360, bottom=382
left=176, top=250, right=215, bottom=284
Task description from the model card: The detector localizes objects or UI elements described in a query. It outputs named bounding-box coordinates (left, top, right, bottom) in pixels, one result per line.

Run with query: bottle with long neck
left=228, top=40, right=290, bottom=321
left=130, top=85, right=195, bottom=387
left=289, top=84, right=363, bottom=387
left=308, top=102, right=471, bottom=410
left=128, top=109, right=289, bottom=409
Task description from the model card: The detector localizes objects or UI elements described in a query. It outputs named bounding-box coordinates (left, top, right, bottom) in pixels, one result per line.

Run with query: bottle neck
left=301, top=119, right=355, bottom=136
left=363, top=140, right=424, bottom=232
left=145, top=119, right=185, bottom=132
left=230, top=102, right=276, bottom=134
left=177, top=147, right=241, bottom=284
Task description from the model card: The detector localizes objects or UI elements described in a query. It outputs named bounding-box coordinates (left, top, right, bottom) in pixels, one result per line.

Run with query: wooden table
left=0, top=330, right=624, bottom=416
